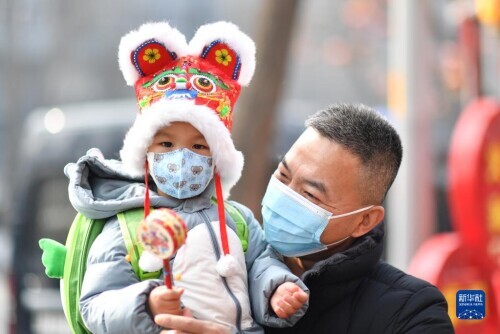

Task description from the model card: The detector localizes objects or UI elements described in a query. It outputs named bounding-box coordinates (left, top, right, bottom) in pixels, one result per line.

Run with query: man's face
left=273, top=127, right=371, bottom=244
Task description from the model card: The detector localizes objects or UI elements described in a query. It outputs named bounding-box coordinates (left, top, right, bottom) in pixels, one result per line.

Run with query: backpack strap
left=64, top=213, right=106, bottom=334
left=117, top=208, right=162, bottom=280
left=212, top=199, right=249, bottom=252
left=117, top=202, right=248, bottom=281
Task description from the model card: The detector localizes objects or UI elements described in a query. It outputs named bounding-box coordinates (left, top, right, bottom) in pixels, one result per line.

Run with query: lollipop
left=137, top=208, right=187, bottom=288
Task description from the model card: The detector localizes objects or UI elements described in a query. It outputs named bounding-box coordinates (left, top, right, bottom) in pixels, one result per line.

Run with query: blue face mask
left=262, top=176, right=373, bottom=257
left=147, top=148, right=214, bottom=199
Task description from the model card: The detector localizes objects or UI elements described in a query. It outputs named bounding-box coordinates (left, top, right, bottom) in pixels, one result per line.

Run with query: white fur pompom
left=216, top=254, right=239, bottom=277
left=139, top=250, right=164, bottom=272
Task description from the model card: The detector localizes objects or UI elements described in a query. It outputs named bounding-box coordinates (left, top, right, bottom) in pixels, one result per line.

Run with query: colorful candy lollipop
left=137, top=208, right=187, bottom=288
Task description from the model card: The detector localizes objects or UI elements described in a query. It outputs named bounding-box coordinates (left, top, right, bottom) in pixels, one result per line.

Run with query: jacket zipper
left=199, top=211, right=243, bottom=333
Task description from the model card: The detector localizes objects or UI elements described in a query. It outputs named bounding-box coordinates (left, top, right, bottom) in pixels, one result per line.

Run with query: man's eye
left=274, top=171, right=288, bottom=183
left=161, top=142, right=173, bottom=148
left=304, top=191, right=318, bottom=201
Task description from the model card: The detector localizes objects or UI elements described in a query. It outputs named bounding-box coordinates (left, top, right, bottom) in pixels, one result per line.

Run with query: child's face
left=148, top=122, right=211, bottom=156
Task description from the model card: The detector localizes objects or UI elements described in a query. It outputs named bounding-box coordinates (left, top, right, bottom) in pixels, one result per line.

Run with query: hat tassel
left=215, top=173, right=238, bottom=277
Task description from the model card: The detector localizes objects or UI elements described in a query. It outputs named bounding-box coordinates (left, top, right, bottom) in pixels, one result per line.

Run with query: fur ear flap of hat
left=118, top=22, right=189, bottom=86
left=188, top=21, right=256, bottom=86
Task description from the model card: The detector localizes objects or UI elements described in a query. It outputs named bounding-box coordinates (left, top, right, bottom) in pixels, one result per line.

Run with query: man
left=155, top=103, right=454, bottom=333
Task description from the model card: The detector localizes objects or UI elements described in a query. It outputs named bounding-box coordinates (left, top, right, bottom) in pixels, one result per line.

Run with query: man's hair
left=305, top=103, right=402, bottom=204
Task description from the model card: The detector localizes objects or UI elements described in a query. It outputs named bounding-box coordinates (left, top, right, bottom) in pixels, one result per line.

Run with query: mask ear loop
left=323, top=205, right=374, bottom=248
left=328, top=205, right=374, bottom=220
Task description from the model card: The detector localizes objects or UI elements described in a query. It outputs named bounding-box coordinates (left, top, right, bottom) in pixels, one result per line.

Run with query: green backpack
left=39, top=203, right=248, bottom=334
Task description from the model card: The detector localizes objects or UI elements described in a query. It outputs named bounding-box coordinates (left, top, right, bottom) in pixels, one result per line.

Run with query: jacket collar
left=302, top=222, right=385, bottom=286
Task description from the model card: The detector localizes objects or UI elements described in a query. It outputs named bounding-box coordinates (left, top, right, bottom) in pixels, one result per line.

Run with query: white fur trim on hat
left=189, top=21, right=256, bottom=86
left=118, top=22, right=189, bottom=86
left=120, top=100, right=244, bottom=197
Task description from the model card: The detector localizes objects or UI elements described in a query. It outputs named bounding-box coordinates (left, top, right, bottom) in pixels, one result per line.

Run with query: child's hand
left=270, top=282, right=309, bottom=319
left=148, top=286, right=184, bottom=317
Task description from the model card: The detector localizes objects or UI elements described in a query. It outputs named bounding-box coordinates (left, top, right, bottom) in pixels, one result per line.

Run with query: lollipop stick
left=163, top=259, right=173, bottom=289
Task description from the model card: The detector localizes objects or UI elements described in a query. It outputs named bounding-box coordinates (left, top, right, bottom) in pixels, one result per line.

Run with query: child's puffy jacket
left=65, top=149, right=309, bottom=334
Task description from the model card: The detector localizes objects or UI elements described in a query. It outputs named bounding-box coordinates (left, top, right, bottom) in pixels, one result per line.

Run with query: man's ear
left=351, top=206, right=385, bottom=238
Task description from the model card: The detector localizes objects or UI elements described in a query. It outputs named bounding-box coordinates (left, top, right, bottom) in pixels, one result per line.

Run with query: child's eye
left=161, top=142, right=173, bottom=148
left=193, top=144, right=209, bottom=150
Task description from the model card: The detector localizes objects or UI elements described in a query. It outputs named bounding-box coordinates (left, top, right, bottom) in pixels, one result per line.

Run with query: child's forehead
left=154, top=122, right=206, bottom=138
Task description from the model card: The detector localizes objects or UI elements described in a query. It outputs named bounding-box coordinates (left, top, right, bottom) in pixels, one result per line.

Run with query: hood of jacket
left=64, top=148, right=213, bottom=219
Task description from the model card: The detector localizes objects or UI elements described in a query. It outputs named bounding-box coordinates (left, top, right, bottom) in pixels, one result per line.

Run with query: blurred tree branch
left=232, top=0, right=300, bottom=221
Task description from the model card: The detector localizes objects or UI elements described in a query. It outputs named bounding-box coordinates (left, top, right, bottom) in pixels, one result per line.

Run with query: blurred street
left=0, top=0, right=498, bottom=333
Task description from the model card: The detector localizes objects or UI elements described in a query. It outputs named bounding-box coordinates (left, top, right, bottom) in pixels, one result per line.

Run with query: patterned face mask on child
left=147, top=148, right=214, bottom=199
left=262, top=176, right=373, bottom=257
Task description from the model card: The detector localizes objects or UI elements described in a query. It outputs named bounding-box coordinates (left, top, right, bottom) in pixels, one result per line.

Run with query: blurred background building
left=0, top=0, right=498, bottom=333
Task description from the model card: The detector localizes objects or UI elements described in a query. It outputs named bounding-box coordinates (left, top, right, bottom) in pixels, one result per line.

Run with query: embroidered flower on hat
left=215, top=49, right=232, bottom=66
left=143, top=48, right=161, bottom=64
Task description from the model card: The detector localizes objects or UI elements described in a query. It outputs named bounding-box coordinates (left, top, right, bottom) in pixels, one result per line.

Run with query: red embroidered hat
left=118, top=22, right=256, bottom=275
left=118, top=21, right=255, bottom=195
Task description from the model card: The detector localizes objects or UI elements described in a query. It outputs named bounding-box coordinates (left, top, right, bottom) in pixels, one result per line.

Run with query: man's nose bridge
left=287, top=178, right=301, bottom=194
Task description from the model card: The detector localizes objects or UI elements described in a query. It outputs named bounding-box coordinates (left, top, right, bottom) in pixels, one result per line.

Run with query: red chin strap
left=144, top=160, right=151, bottom=218
left=215, top=173, right=230, bottom=256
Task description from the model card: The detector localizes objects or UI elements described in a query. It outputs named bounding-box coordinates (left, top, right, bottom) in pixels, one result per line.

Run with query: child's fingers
left=273, top=306, right=288, bottom=319
left=282, top=294, right=305, bottom=311
left=292, top=289, right=309, bottom=304
left=182, top=307, right=193, bottom=318
left=159, top=287, right=185, bottom=301
left=277, top=299, right=297, bottom=317
left=283, top=282, right=301, bottom=294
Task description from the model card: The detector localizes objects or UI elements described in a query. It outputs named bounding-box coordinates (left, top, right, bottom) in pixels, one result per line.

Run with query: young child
left=66, top=21, right=308, bottom=333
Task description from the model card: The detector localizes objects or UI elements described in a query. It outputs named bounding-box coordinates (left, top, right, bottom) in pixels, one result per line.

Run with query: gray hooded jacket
left=65, top=150, right=308, bottom=334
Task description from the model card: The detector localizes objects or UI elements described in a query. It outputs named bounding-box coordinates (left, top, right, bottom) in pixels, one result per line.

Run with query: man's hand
left=156, top=308, right=232, bottom=334
left=270, top=282, right=309, bottom=319
left=148, top=286, right=184, bottom=317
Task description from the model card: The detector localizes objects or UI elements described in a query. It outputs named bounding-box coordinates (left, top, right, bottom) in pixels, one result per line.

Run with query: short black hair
left=305, top=103, right=402, bottom=204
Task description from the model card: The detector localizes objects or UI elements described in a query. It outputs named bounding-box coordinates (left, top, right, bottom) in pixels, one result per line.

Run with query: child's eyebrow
left=154, top=130, right=173, bottom=137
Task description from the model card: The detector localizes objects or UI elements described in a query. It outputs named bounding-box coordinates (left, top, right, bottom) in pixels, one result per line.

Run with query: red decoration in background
left=409, top=98, right=500, bottom=333
left=449, top=99, right=500, bottom=251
